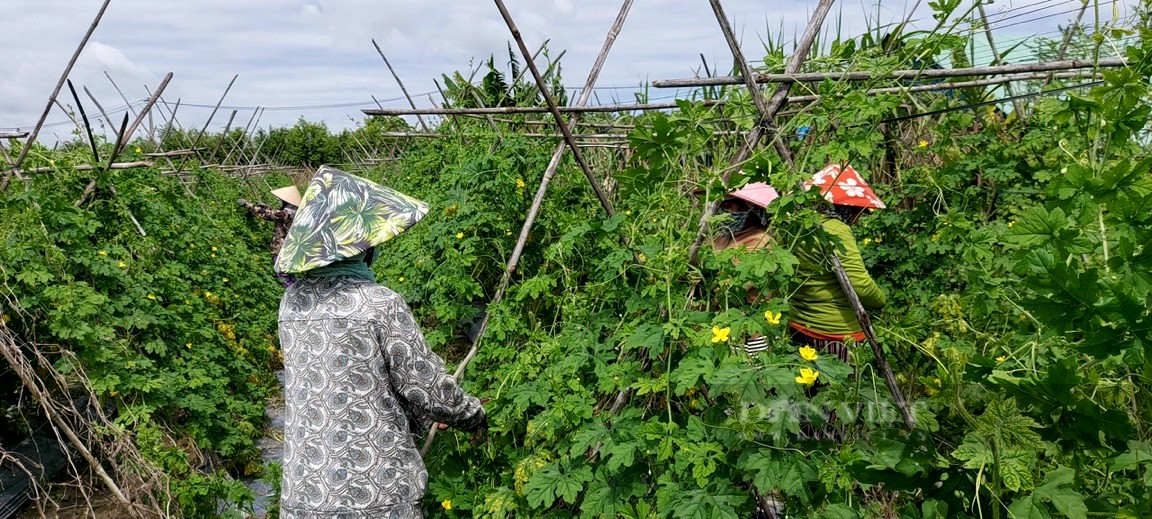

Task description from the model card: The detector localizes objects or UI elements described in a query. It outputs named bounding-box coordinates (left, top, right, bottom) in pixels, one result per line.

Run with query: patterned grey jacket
left=278, top=276, right=485, bottom=519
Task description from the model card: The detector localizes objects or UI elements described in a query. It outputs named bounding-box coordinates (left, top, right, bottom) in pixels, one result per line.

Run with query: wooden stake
left=364, top=99, right=721, bottom=116
left=652, top=57, right=1126, bottom=88
left=828, top=253, right=916, bottom=430
left=686, top=0, right=836, bottom=265
left=493, top=0, right=615, bottom=215
left=422, top=0, right=634, bottom=457
left=5, top=0, right=111, bottom=184
left=114, top=73, right=174, bottom=158
left=371, top=39, right=430, bottom=132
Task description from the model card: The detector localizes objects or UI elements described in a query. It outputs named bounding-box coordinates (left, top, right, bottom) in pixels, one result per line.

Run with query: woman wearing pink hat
left=713, top=182, right=781, bottom=356
left=790, top=164, right=887, bottom=362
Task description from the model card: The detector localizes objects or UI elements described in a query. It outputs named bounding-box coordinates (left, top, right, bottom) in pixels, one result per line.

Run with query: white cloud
left=0, top=0, right=1139, bottom=140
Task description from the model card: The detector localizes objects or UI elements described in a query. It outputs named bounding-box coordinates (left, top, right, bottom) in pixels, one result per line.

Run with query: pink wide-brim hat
left=727, top=182, right=780, bottom=208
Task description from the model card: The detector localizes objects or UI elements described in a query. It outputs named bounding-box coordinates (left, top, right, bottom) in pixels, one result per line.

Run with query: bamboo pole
left=105, top=72, right=140, bottom=121
left=651, top=57, right=1127, bottom=87
left=363, top=99, right=722, bottom=116
left=83, top=86, right=114, bottom=135
left=4, top=0, right=112, bottom=186
left=1047, top=0, right=1091, bottom=85
left=371, top=39, right=430, bottom=132
left=686, top=0, right=836, bottom=265
left=113, top=73, right=173, bottom=158
left=380, top=131, right=630, bottom=140
left=422, top=0, right=634, bottom=457
left=829, top=253, right=916, bottom=430
left=976, top=3, right=1025, bottom=117
left=208, top=110, right=239, bottom=161
left=783, top=71, right=1102, bottom=103
left=493, top=0, right=614, bottom=215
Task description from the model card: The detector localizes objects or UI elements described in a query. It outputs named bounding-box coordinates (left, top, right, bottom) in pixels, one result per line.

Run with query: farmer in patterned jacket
left=239, top=185, right=302, bottom=286
left=275, top=166, right=487, bottom=519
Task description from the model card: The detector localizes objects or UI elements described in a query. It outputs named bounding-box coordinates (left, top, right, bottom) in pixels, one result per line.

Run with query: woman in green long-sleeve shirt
left=789, top=164, right=887, bottom=362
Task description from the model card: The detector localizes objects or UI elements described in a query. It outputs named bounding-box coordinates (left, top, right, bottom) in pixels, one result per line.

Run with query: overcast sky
left=0, top=0, right=1134, bottom=141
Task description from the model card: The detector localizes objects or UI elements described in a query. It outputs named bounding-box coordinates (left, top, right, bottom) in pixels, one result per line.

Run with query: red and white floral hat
left=805, top=164, right=886, bottom=209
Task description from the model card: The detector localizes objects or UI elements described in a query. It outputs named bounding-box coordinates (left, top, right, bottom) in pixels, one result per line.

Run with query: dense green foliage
left=0, top=145, right=291, bottom=516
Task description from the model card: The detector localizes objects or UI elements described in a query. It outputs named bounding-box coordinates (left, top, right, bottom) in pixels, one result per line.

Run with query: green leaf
left=523, top=463, right=592, bottom=509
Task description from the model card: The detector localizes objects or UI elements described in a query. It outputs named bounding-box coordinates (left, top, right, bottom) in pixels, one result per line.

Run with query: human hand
left=237, top=198, right=249, bottom=206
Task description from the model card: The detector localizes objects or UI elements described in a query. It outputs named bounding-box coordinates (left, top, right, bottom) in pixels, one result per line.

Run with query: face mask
left=719, top=210, right=749, bottom=233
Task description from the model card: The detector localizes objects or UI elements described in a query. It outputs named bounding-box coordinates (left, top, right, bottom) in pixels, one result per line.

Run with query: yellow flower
left=134, top=146, right=142, bottom=153
left=212, top=246, right=218, bottom=252
left=223, top=278, right=229, bottom=283
left=118, top=261, right=127, bottom=269
left=996, top=355, right=1007, bottom=363
left=862, top=237, right=872, bottom=245
left=98, top=250, right=108, bottom=256
left=764, top=310, right=781, bottom=326
left=147, top=294, right=156, bottom=301
left=711, top=326, right=730, bottom=343
left=795, top=367, right=820, bottom=386
left=399, top=276, right=405, bottom=282
left=625, top=209, right=632, bottom=215
left=931, top=234, right=939, bottom=242
left=516, top=178, right=526, bottom=189
left=799, top=346, right=818, bottom=362
left=456, top=232, right=465, bottom=239
left=441, top=500, right=452, bottom=510
left=637, top=253, right=647, bottom=263
left=1008, top=221, right=1015, bottom=228
left=918, top=140, right=929, bottom=148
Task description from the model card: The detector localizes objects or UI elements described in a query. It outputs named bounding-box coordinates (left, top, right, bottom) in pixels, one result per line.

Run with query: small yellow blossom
left=795, top=367, right=820, bottom=386
left=862, top=237, right=872, bottom=245
left=399, top=276, right=405, bottom=282
left=211, top=253, right=217, bottom=258
left=186, top=343, right=192, bottom=349
left=441, top=500, right=452, bottom=510
left=711, top=326, right=730, bottom=343
left=918, top=140, right=929, bottom=148
left=799, top=346, right=819, bottom=362
left=98, top=250, right=108, bottom=256
left=625, top=209, right=632, bottom=215
left=134, top=146, right=142, bottom=154
left=874, top=237, right=883, bottom=243
left=456, top=232, right=465, bottom=239
left=996, top=355, right=1007, bottom=363
left=637, top=253, right=647, bottom=263
left=118, top=261, right=127, bottom=269
left=212, top=246, right=218, bottom=252
left=764, top=310, right=781, bottom=326
left=223, top=278, right=229, bottom=283
left=147, top=294, right=156, bottom=301
left=931, top=234, right=939, bottom=242
left=516, top=178, right=526, bottom=189
left=1008, top=221, right=1015, bottom=228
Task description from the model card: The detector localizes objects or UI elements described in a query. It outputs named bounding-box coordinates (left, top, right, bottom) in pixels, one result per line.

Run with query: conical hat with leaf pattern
left=275, top=166, right=429, bottom=274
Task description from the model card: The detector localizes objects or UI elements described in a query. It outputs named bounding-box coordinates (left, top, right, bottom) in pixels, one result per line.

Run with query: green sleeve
left=825, top=219, right=886, bottom=309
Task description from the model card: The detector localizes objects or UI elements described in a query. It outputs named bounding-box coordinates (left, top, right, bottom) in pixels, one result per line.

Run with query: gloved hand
left=237, top=198, right=249, bottom=207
